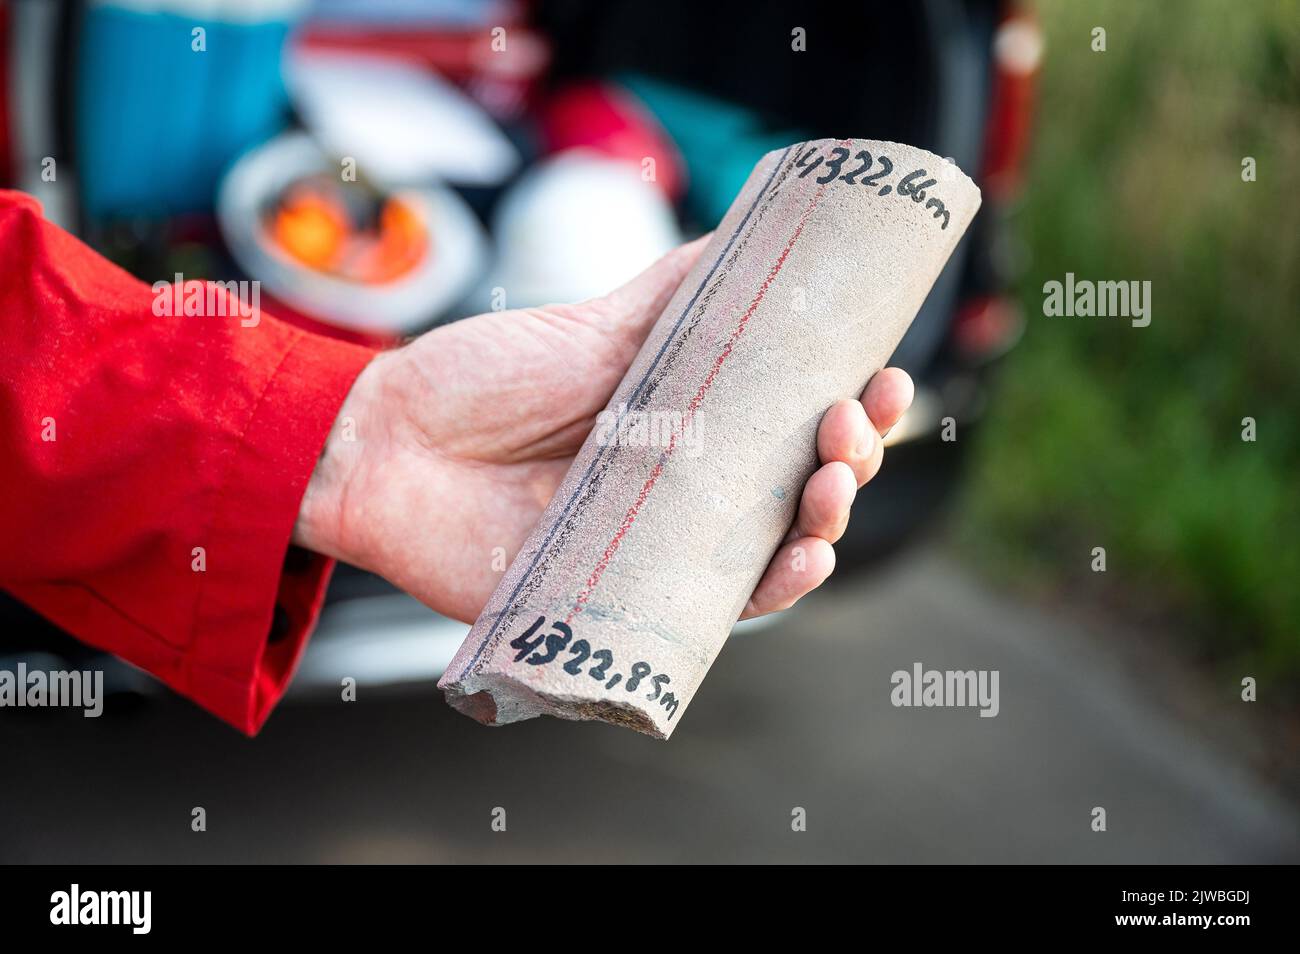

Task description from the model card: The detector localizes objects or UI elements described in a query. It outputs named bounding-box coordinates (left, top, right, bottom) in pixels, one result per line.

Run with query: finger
left=596, top=233, right=713, bottom=338
left=741, top=536, right=835, bottom=619
left=787, top=460, right=856, bottom=544
left=816, top=398, right=878, bottom=486
left=862, top=367, right=914, bottom=436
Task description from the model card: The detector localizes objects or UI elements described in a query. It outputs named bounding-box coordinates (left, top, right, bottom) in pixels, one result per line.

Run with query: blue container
left=76, top=1, right=303, bottom=220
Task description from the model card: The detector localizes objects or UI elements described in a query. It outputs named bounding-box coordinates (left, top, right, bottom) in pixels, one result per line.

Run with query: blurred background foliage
left=958, top=0, right=1300, bottom=686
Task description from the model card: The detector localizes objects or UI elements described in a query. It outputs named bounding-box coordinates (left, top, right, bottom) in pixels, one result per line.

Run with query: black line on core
left=459, top=145, right=798, bottom=677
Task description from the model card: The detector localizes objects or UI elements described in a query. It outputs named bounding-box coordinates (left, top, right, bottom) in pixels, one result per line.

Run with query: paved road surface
left=1, top=548, right=1295, bottom=863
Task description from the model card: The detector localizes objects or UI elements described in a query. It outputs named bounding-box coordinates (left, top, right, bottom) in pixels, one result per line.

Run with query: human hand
left=294, top=236, right=914, bottom=623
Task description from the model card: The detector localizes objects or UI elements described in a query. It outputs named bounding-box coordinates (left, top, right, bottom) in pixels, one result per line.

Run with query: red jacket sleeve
left=0, top=190, right=377, bottom=734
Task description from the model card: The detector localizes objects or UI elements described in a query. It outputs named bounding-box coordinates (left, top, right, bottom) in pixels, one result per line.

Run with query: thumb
left=589, top=233, right=713, bottom=342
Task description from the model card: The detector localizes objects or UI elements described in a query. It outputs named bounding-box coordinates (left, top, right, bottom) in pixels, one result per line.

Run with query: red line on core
left=564, top=176, right=830, bottom=624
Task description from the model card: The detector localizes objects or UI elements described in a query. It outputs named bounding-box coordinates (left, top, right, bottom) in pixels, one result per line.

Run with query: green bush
left=959, top=0, right=1300, bottom=684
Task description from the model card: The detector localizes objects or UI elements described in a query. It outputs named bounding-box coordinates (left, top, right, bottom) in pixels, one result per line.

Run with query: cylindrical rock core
left=439, top=138, right=982, bottom=738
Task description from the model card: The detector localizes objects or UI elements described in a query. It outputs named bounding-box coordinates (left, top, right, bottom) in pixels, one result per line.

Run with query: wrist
left=292, top=349, right=389, bottom=563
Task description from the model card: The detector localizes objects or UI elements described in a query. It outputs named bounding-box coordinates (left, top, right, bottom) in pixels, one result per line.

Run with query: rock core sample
left=439, top=138, right=982, bottom=738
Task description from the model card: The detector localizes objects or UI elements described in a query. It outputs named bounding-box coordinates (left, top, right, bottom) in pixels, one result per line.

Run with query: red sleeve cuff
left=7, top=328, right=375, bottom=735
left=0, top=191, right=380, bottom=734
left=184, top=330, right=376, bottom=734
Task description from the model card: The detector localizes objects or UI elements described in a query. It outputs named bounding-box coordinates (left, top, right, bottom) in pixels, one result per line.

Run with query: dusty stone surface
left=439, top=139, right=982, bottom=738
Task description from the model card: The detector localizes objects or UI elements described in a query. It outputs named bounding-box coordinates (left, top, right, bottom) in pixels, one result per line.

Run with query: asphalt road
left=1, top=548, right=1296, bottom=863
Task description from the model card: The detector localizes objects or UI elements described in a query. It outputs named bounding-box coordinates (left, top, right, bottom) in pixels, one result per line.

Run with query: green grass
left=957, top=0, right=1300, bottom=685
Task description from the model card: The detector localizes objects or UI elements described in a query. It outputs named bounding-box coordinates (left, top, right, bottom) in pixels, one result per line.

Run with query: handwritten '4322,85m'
left=509, top=615, right=681, bottom=721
